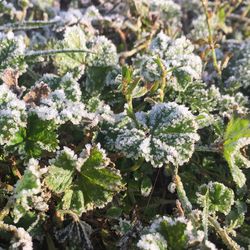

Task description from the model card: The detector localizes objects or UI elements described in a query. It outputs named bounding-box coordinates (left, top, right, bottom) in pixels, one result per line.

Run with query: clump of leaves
left=0, top=1, right=249, bottom=250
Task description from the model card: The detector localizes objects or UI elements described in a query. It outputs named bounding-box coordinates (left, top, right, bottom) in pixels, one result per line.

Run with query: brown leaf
left=23, top=82, right=51, bottom=106
left=1, top=68, right=24, bottom=96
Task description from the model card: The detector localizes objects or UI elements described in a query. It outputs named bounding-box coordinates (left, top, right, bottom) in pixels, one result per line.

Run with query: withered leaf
left=1, top=68, right=24, bottom=96
left=23, top=82, right=51, bottom=106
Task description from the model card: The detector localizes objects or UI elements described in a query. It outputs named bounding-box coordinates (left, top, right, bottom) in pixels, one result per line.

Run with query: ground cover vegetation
left=0, top=0, right=250, bottom=249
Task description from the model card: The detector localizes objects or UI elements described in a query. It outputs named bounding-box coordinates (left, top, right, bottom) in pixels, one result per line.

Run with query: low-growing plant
left=0, top=0, right=249, bottom=249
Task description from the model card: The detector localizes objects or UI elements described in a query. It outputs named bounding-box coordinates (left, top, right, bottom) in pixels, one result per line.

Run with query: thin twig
left=201, top=0, right=222, bottom=76
left=146, top=168, right=161, bottom=209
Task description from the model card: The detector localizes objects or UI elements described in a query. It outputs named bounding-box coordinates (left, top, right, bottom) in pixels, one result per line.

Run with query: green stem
left=0, top=20, right=59, bottom=31
left=201, top=0, right=222, bottom=77
left=126, top=96, right=140, bottom=128
left=202, top=191, right=209, bottom=241
left=158, top=59, right=167, bottom=103
left=195, top=145, right=221, bottom=153
left=173, top=174, right=192, bottom=213
left=208, top=216, right=240, bottom=250
left=24, top=49, right=94, bottom=58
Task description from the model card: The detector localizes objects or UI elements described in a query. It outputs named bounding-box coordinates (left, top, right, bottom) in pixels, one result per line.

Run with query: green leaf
left=45, top=147, right=77, bottom=193
left=106, top=207, right=123, bottom=219
left=24, top=113, right=59, bottom=158
left=45, top=145, right=124, bottom=215
left=223, top=116, right=250, bottom=187
left=160, top=219, right=187, bottom=250
left=197, top=182, right=234, bottom=215
left=85, top=66, right=111, bottom=94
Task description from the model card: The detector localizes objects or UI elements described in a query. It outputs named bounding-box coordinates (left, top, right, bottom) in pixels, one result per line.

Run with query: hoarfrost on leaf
left=103, top=102, right=199, bottom=167
left=223, top=116, right=250, bottom=187
left=45, top=145, right=124, bottom=215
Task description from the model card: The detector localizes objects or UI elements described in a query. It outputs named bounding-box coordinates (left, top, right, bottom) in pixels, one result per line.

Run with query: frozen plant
left=86, top=36, right=118, bottom=67
left=0, top=84, right=27, bottom=146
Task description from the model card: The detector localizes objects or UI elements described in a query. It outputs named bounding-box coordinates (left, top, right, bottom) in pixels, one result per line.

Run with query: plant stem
left=195, top=145, right=221, bottom=153
left=173, top=174, right=192, bottom=213
left=201, top=0, right=222, bottom=77
left=0, top=199, right=13, bottom=221
left=158, top=59, right=167, bottom=103
left=208, top=216, right=240, bottom=250
left=0, top=20, right=59, bottom=31
left=25, top=49, right=94, bottom=58
left=118, top=40, right=150, bottom=59
left=126, top=97, right=140, bottom=128
left=0, top=221, right=17, bottom=232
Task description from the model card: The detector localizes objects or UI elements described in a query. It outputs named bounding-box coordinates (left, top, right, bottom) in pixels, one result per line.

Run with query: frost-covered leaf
left=0, top=32, right=26, bottom=74
left=225, top=40, right=250, bottom=91
left=140, top=55, right=163, bottom=82
left=137, top=232, right=168, bottom=250
left=0, top=84, right=27, bottom=146
left=55, top=220, right=93, bottom=250
left=149, top=33, right=202, bottom=81
left=85, top=66, right=111, bottom=94
left=149, top=0, right=181, bottom=26
left=197, top=182, right=234, bottom=215
left=55, top=25, right=87, bottom=77
left=45, top=146, right=77, bottom=193
left=137, top=216, right=203, bottom=250
left=159, top=219, right=187, bottom=250
left=104, top=102, right=199, bottom=167
left=12, top=159, right=43, bottom=222
left=31, top=88, right=95, bottom=126
left=223, top=116, right=250, bottom=187
left=40, top=73, right=82, bottom=102
left=85, top=36, right=118, bottom=67
left=45, top=145, right=124, bottom=215
left=226, top=200, right=246, bottom=230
